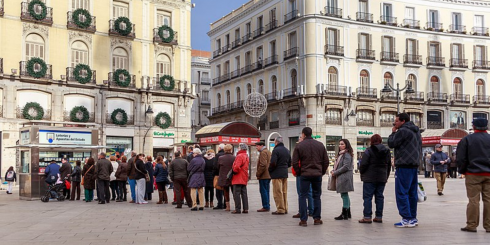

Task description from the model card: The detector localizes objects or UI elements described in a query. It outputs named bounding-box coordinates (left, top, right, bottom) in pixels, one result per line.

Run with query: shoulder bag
left=81, top=165, right=94, bottom=186
left=327, top=174, right=336, bottom=191
left=136, top=163, right=150, bottom=182
left=213, top=176, right=223, bottom=190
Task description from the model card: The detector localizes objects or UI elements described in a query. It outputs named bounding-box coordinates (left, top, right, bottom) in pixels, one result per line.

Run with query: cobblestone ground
left=0, top=174, right=489, bottom=245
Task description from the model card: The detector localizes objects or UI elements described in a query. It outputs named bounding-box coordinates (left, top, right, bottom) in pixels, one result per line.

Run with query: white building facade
left=191, top=50, right=212, bottom=141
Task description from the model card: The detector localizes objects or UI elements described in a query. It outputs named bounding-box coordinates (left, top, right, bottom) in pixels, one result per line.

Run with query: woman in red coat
left=231, top=143, right=250, bottom=214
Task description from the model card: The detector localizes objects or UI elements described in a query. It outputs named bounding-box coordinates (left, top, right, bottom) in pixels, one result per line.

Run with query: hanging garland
left=70, top=106, right=89, bottom=123
left=111, top=108, right=128, bottom=125
left=158, top=25, right=175, bottom=43
left=155, top=112, right=172, bottom=129
left=22, top=102, right=44, bottom=120
left=28, top=0, right=47, bottom=21
left=72, top=8, right=92, bottom=28
left=114, top=17, right=133, bottom=36
left=26, top=57, right=48, bottom=79
left=73, top=64, right=93, bottom=84
left=159, top=75, right=175, bottom=91
left=113, top=69, right=131, bottom=87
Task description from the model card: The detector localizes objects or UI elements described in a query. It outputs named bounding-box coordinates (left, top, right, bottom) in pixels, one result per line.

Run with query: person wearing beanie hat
left=457, top=117, right=490, bottom=233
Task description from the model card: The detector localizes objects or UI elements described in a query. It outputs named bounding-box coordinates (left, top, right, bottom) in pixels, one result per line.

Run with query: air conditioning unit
left=299, top=85, right=304, bottom=95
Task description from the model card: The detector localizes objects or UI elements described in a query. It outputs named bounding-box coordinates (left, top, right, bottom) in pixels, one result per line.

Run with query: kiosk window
left=21, top=151, right=30, bottom=173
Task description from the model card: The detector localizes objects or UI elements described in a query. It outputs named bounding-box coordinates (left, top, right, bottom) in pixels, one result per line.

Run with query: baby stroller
left=41, top=175, right=68, bottom=202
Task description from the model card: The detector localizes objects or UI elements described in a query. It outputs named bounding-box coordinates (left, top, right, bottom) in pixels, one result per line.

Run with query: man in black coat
left=59, top=158, right=72, bottom=199
left=269, top=137, right=291, bottom=215
left=213, top=143, right=226, bottom=209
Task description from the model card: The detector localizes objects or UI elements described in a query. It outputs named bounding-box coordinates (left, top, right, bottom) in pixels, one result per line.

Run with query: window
left=271, top=76, right=278, bottom=94
left=358, top=33, right=372, bottom=53
left=360, top=70, right=369, bottom=88
left=156, top=54, right=170, bottom=78
left=288, top=109, right=300, bottom=126
left=71, top=41, right=89, bottom=67
left=451, top=43, right=464, bottom=62
left=409, top=113, right=421, bottom=127
left=477, top=79, right=485, bottom=97
left=270, top=41, right=276, bottom=56
left=246, top=22, right=251, bottom=34
left=358, top=0, right=368, bottom=13
left=270, top=111, right=279, bottom=122
left=157, top=11, right=171, bottom=26
left=325, top=108, right=342, bottom=125
left=407, top=74, right=417, bottom=91
left=201, top=90, right=209, bottom=101
left=236, top=87, right=241, bottom=102
left=380, top=112, right=396, bottom=126
left=356, top=110, right=374, bottom=126
left=431, top=76, right=440, bottom=93
left=216, top=65, right=221, bottom=77
left=429, top=10, right=438, bottom=25
left=225, top=34, right=230, bottom=47
left=25, top=33, right=45, bottom=60
left=429, top=42, right=441, bottom=59
left=216, top=39, right=221, bottom=51
left=245, top=51, right=252, bottom=66
left=217, top=93, right=221, bottom=106
left=384, top=72, right=393, bottom=87
left=383, top=3, right=392, bottom=20
left=427, top=110, right=443, bottom=129
left=289, top=0, right=297, bottom=12
left=202, top=72, right=209, bottom=80
left=256, top=46, right=263, bottom=61
left=226, top=90, right=230, bottom=106
left=452, top=13, right=462, bottom=30
left=474, top=45, right=486, bottom=65
left=453, top=77, right=463, bottom=95
left=224, top=61, right=230, bottom=74
left=473, top=112, right=488, bottom=120
left=327, top=28, right=340, bottom=47
left=328, top=67, right=338, bottom=86
left=247, top=83, right=252, bottom=95
left=327, top=0, right=338, bottom=9
left=257, top=16, right=263, bottom=29
left=291, top=69, right=297, bottom=89
left=72, top=0, right=89, bottom=10
left=288, top=32, right=297, bottom=49
left=113, top=1, right=129, bottom=18
left=269, top=8, right=276, bottom=22
left=234, top=56, right=240, bottom=70
left=258, top=80, right=264, bottom=94
left=112, top=47, right=128, bottom=70
left=382, top=36, right=395, bottom=58
left=405, top=7, right=415, bottom=20
left=406, top=39, right=418, bottom=56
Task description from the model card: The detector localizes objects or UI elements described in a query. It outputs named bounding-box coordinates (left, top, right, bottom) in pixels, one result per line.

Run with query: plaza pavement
left=0, top=174, right=489, bottom=245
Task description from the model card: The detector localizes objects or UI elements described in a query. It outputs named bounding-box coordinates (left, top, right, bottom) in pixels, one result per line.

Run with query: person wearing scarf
left=331, top=139, right=354, bottom=220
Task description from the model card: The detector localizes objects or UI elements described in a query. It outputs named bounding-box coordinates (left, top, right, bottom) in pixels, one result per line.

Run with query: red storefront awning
left=195, top=122, right=261, bottom=146
left=421, top=129, right=468, bottom=146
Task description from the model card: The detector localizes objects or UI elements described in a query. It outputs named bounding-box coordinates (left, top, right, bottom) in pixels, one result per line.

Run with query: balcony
left=283, top=87, right=298, bottom=98
left=450, top=94, right=470, bottom=104
left=151, top=77, right=186, bottom=92
left=240, top=65, right=252, bottom=76
left=449, top=24, right=467, bottom=34
left=427, top=56, right=445, bottom=68
left=66, top=67, right=96, bottom=84
left=269, top=121, right=279, bottom=129
left=229, top=101, right=244, bottom=111
left=380, top=51, right=399, bottom=63
left=67, top=11, right=96, bottom=32
left=356, top=49, right=375, bottom=61
left=265, top=92, right=278, bottom=102
left=213, top=49, right=220, bottom=58
left=20, top=1, right=53, bottom=25
left=153, top=28, right=178, bottom=45
left=108, top=72, right=136, bottom=89
left=253, top=27, right=264, bottom=38
left=426, top=22, right=444, bottom=32
left=356, top=12, right=373, bottom=23
left=357, top=119, right=374, bottom=127
left=284, top=47, right=298, bottom=61
left=379, top=16, right=397, bottom=26
left=19, top=61, right=52, bottom=79
left=324, top=45, right=344, bottom=57
left=473, top=60, right=490, bottom=71
left=0, top=0, right=3, bottom=16
left=404, top=54, right=423, bottom=66
left=257, top=121, right=266, bottom=130
left=427, top=92, right=448, bottom=103
left=356, top=87, right=377, bottom=99
left=326, top=117, right=342, bottom=125
left=284, top=10, right=299, bottom=24
left=405, top=91, right=425, bottom=103
left=201, top=100, right=211, bottom=106
left=63, top=111, right=95, bottom=122
left=221, top=44, right=231, bottom=54
left=381, top=91, right=399, bottom=101
left=289, top=118, right=300, bottom=126
left=428, top=121, right=444, bottom=129
left=324, top=7, right=342, bottom=18
left=200, top=77, right=211, bottom=85
left=220, top=73, right=230, bottom=83
left=212, top=77, right=221, bottom=86
left=16, top=106, right=51, bottom=120
left=474, top=95, right=490, bottom=105
left=323, top=84, right=348, bottom=97
left=472, top=27, right=489, bottom=36
left=109, top=19, right=135, bottom=39
left=106, top=113, right=134, bottom=125
left=403, top=19, right=421, bottom=29
left=450, top=58, right=468, bottom=69
left=264, top=55, right=279, bottom=68
left=241, top=33, right=252, bottom=44
left=265, top=20, right=278, bottom=33
left=230, top=69, right=240, bottom=79
left=251, top=61, right=262, bottom=71
left=231, top=39, right=241, bottom=49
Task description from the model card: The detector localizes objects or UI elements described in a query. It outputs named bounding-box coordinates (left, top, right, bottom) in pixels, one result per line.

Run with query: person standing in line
left=82, top=158, right=96, bottom=202
left=457, top=118, right=490, bottom=233
left=213, top=144, right=226, bottom=210
left=292, top=127, right=329, bottom=227
left=188, top=148, right=206, bottom=211
left=95, top=152, right=113, bottom=204
left=203, top=149, right=216, bottom=208
left=187, top=146, right=194, bottom=163
left=431, top=144, right=450, bottom=196
left=332, top=139, right=355, bottom=221
left=269, top=137, right=291, bottom=215
left=126, top=151, right=137, bottom=203
left=59, top=158, right=72, bottom=200
left=70, top=160, right=82, bottom=201
left=449, top=153, right=457, bottom=178
left=231, top=143, right=250, bottom=214
left=169, top=151, right=192, bottom=208
left=292, top=136, right=314, bottom=219
left=4, top=166, right=16, bottom=194
left=115, top=156, right=128, bottom=202
left=154, top=156, right=169, bottom=204
left=358, top=134, right=391, bottom=223
left=388, top=113, right=422, bottom=228
left=134, top=154, right=148, bottom=204
left=255, top=141, right=272, bottom=212
left=425, top=153, right=433, bottom=178
left=217, top=144, right=236, bottom=212
left=145, top=156, right=155, bottom=201
left=109, top=156, right=119, bottom=201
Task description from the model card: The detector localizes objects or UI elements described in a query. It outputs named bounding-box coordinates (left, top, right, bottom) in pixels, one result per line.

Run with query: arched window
left=25, top=33, right=45, bottom=60
left=360, top=70, right=369, bottom=88
left=113, top=47, right=128, bottom=70
left=291, top=69, right=297, bottom=90
left=383, top=72, right=393, bottom=87
left=258, top=80, right=264, bottom=94
left=236, top=87, right=241, bottom=102
left=247, top=83, right=252, bottom=95
left=156, top=54, right=171, bottom=78
left=477, top=79, right=485, bottom=97
left=217, top=93, right=221, bottom=107
left=226, top=90, right=231, bottom=106
left=431, top=76, right=440, bottom=93
left=328, top=67, right=338, bottom=86
left=453, top=77, right=463, bottom=95
left=71, top=41, right=89, bottom=67
left=407, top=74, right=417, bottom=91
left=271, top=76, right=278, bottom=95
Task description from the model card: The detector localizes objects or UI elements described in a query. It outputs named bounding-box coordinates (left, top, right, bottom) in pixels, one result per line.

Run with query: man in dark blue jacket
left=430, top=144, right=450, bottom=196
left=45, top=160, right=60, bottom=183
left=269, top=137, right=291, bottom=215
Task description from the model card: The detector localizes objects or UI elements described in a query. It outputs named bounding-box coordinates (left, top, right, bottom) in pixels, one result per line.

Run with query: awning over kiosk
left=195, top=122, right=261, bottom=145
left=421, top=128, right=468, bottom=146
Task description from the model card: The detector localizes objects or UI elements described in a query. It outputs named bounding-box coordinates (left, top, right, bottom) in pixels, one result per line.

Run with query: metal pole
left=396, top=83, right=400, bottom=113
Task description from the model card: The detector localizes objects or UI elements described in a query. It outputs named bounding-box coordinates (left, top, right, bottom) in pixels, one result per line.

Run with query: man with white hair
left=213, top=143, right=226, bottom=209
left=269, top=137, right=292, bottom=215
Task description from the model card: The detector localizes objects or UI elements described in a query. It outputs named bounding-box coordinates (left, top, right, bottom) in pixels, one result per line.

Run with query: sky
left=191, top=0, right=245, bottom=51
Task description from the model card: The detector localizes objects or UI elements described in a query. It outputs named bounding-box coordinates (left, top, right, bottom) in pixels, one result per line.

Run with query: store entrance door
left=153, top=148, right=170, bottom=159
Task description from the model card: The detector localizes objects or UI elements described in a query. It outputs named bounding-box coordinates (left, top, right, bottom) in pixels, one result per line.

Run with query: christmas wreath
left=113, top=69, right=131, bottom=87
left=155, top=112, right=172, bottom=129
left=73, top=64, right=93, bottom=84
left=28, top=0, right=47, bottom=21
left=72, top=8, right=92, bottom=28
left=159, top=75, right=175, bottom=91
left=70, top=106, right=89, bottom=123
left=158, top=25, right=175, bottom=43
left=26, top=57, right=48, bottom=79
left=114, top=17, right=133, bottom=36
left=23, top=102, right=44, bottom=120
left=111, top=108, right=128, bottom=125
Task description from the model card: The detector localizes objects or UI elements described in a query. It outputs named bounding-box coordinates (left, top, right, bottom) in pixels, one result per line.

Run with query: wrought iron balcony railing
left=17, top=106, right=51, bottom=120
left=381, top=91, right=399, bottom=100
left=221, top=44, right=231, bottom=54
left=66, top=67, right=96, bottom=84
left=428, top=121, right=444, bottom=129
left=426, top=22, right=444, bottom=32
left=450, top=94, right=470, bottom=104
left=356, top=87, right=377, bottom=99
left=403, top=19, right=420, bottom=29
left=404, top=54, right=422, bottom=65
left=150, top=77, right=185, bottom=92
left=357, top=119, right=374, bottom=127
left=153, top=28, right=178, bottom=45
left=449, top=24, right=467, bottom=34
left=284, top=10, right=299, bottom=24
left=241, top=33, right=252, bottom=44
left=63, top=111, right=95, bottom=122
left=323, top=84, right=348, bottom=96
left=379, top=15, right=397, bottom=26
left=21, top=1, right=53, bottom=25
left=0, top=0, right=4, bottom=17
left=0, top=58, right=3, bottom=75
left=265, top=20, right=278, bottom=33
left=324, top=45, right=344, bottom=56
left=324, top=7, right=342, bottom=18
left=283, top=87, right=298, bottom=98
left=473, top=60, right=490, bottom=70
left=326, top=117, right=342, bottom=125
left=231, top=39, right=241, bottom=49
left=405, top=91, right=424, bottom=102
left=109, top=19, right=135, bottom=38
left=450, top=58, right=468, bottom=68
left=253, top=27, right=264, bottom=38
left=264, top=55, right=278, bottom=67
left=265, top=92, right=278, bottom=102
left=200, top=77, right=211, bottom=85
left=19, top=61, right=52, bottom=79
left=219, top=73, right=230, bottom=82
left=269, top=121, right=279, bottom=129
left=472, top=27, right=489, bottom=36
left=230, top=69, right=240, bottom=79
left=474, top=95, right=490, bottom=104
left=284, top=47, right=298, bottom=60
left=213, top=49, right=220, bottom=58
left=240, top=64, right=252, bottom=76
left=381, top=51, right=399, bottom=62
left=427, top=56, right=445, bottom=67
left=106, top=113, right=134, bottom=125
left=356, top=49, right=375, bottom=60
left=427, top=92, right=448, bottom=103
left=108, top=72, right=136, bottom=88
left=356, top=12, right=373, bottom=23
left=67, top=11, right=96, bottom=32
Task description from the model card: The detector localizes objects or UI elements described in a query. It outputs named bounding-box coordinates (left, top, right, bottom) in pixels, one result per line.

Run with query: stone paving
left=0, top=174, right=489, bottom=245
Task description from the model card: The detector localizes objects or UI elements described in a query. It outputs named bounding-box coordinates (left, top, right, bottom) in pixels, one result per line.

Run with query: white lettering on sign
left=39, top=130, right=92, bottom=145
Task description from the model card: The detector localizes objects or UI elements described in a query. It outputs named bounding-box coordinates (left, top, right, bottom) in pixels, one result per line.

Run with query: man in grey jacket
left=430, top=144, right=450, bottom=196
left=169, top=151, right=192, bottom=208
left=95, top=152, right=113, bottom=204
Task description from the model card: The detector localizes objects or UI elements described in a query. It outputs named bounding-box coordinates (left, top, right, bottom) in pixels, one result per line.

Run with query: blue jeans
left=395, top=168, right=418, bottom=220
left=299, top=176, right=322, bottom=221
left=362, top=182, right=386, bottom=218
left=128, top=178, right=136, bottom=201
left=296, top=176, right=313, bottom=214
left=258, top=179, right=271, bottom=210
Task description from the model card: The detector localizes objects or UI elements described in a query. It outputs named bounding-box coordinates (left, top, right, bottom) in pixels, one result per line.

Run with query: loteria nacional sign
left=39, top=130, right=92, bottom=145
left=199, top=136, right=260, bottom=145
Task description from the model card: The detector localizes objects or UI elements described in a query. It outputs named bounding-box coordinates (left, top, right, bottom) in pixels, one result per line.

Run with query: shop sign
left=181, top=140, right=190, bottom=143
left=357, top=146, right=366, bottom=151
left=39, top=130, right=92, bottom=145
left=199, top=136, right=260, bottom=144
left=358, top=131, right=374, bottom=136
left=441, top=139, right=461, bottom=145
left=153, top=131, right=175, bottom=138
left=312, top=135, right=321, bottom=139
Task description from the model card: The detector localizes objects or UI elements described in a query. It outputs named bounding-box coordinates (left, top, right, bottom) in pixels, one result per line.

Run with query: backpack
left=6, top=171, right=14, bottom=181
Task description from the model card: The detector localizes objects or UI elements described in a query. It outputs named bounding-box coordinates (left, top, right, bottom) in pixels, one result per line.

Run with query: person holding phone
left=430, top=144, right=450, bottom=196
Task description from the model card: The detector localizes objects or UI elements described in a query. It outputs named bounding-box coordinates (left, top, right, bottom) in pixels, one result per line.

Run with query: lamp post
left=381, top=80, right=415, bottom=113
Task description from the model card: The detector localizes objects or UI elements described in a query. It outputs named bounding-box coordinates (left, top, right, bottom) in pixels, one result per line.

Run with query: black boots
left=347, top=208, right=351, bottom=218
left=334, top=208, right=349, bottom=220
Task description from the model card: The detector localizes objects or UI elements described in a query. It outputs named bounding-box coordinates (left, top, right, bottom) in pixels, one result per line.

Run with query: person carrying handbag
left=331, top=139, right=355, bottom=221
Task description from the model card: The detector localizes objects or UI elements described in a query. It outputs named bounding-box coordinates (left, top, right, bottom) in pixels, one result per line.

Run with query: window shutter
left=358, top=33, right=361, bottom=49
left=369, top=34, right=372, bottom=50
left=405, top=39, right=408, bottom=55
left=381, top=35, right=385, bottom=53
left=416, top=40, right=419, bottom=55
left=393, top=37, right=396, bottom=53
left=462, top=44, right=465, bottom=59
left=336, top=29, right=340, bottom=47
left=450, top=43, right=453, bottom=60
left=427, top=41, right=430, bottom=57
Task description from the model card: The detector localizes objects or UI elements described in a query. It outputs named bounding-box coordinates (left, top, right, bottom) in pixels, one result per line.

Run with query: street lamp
left=381, top=80, right=415, bottom=113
